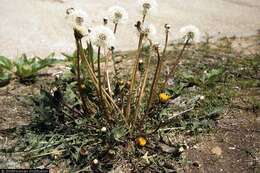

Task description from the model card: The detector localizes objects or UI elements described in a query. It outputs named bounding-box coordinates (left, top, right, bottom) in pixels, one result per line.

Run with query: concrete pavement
left=0, top=0, right=260, bottom=59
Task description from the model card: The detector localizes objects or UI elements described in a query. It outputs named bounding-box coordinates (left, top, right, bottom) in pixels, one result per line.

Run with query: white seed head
left=90, top=25, right=116, bottom=48
left=141, top=23, right=157, bottom=40
left=165, top=24, right=171, bottom=30
left=138, top=0, right=158, bottom=16
left=101, top=127, right=107, bottom=132
left=66, top=8, right=89, bottom=36
left=178, top=25, right=201, bottom=43
left=108, top=6, right=128, bottom=24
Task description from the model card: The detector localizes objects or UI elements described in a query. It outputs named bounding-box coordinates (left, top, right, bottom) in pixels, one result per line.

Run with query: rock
left=211, top=146, right=222, bottom=156
left=159, top=143, right=178, bottom=154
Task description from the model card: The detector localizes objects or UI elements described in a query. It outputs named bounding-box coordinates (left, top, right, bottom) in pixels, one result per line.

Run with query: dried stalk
left=97, top=46, right=106, bottom=114
left=88, top=42, right=95, bottom=72
left=164, top=37, right=191, bottom=86
left=113, top=23, right=118, bottom=34
left=142, top=13, right=146, bottom=24
left=74, top=30, right=88, bottom=114
left=145, top=47, right=161, bottom=113
left=104, top=50, right=113, bottom=96
left=133, top=49, right=152, bottom=124
left=125, top=34, right=144, bottom=123
left=78, top=42, right=124, bottom=120
left=145, top=28, right=170, bottom=113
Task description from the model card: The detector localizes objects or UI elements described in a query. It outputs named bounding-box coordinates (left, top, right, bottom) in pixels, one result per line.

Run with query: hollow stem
left=97, top=47, right=104, bottom=112
left=113, top=23, right=118, bottom=34
left=145, top=47, right=161, bottom=114
left=142, top=13, right=146, bottom=24
left=125, top=34, right=144, bottom=123
left=105, top=52, right=113, bottom=96
left=164, top=37, right=191, bottom=86
left=88, top=41, right=95, bottom=72
left=111, top=48, right=118, bottom=80
left=74, top=31, right=88, bottom=114
left=78, top=42, right=122, bottom=117
left=133, top=50, right=152, bottom=125
left=145, top=30, right=169, bottom=114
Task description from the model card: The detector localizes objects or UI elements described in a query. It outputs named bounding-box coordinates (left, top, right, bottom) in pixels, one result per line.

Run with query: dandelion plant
left=64, top=0, right=200, bottom=131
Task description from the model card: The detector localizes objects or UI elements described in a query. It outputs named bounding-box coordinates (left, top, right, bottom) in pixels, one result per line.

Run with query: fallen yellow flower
left=159, top=93, right=171, bottom=103
left=136, top=137, right=147, bottom=147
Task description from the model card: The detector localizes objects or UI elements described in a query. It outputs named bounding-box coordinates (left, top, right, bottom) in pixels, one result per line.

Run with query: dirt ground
left=0, top=36, right=259, bottom=172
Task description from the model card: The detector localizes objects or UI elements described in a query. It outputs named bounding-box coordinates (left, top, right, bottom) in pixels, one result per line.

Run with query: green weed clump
left=0, top=53, right=60, bottom=84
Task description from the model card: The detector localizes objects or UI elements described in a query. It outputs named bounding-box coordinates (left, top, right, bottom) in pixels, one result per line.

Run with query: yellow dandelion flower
left=136, top=137, right=147, bottom=147
left=159, top=93, right=171, bottom=103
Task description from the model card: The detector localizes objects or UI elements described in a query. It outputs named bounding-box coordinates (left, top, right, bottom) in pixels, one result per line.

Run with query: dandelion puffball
left=108, top=6, right=128, bottom=24
left=138, top=0, right=158, bottom=16
left=90, top=25, right=116, bottom=48
left=141, top=23, right=157, bottom=40
left=65, top=8, right=89, bottom=36
left=178, top=25, right=201, bottom=43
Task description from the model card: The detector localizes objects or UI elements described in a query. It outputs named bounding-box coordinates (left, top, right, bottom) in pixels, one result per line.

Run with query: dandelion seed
left=90, top=25, right=116, bottom=48
left=108, top=6, right=128, bottom=24
left=138, top=0, right=158, bottom=16
left=178, top=25, right=201, bottom=43
left=140, top=23, right=157, bottom=41
left=65, top=8, right=88, bottom=36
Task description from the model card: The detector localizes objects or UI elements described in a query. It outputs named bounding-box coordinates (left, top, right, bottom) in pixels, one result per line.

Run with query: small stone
left=211, top=146, right=222, bottom=156
left=101, top=127, right=107, bottom=132
left=179, top=146, right=185, bottom=153
left=93, top=159, right=99, bottom=165
left=228, top=146, right=236, bottom=150
left=159, top=143, right=178, bottom=154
